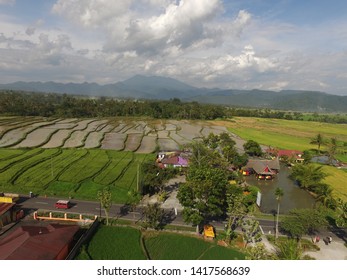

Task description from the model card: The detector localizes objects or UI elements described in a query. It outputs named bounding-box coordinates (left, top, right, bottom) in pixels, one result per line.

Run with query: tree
left=335, top=199, right=347, bottom=228
left=290, top=164, right=328, bottom=191
left=314, top=184, right=335, bottom=208
left=281, top=208, right=328, bottom=239
left=246, top=243, right=272, bottom=260
left=143, top=203, right=164, bottom=230
left=275, top=187, right=284, bottom=239
left=127, top=189, right=141, bottom=221
left=275, top=239, right=304, bottom=260
left=310, top=133, right=325, bottom=154
left=327, top=137, right=338, bottom=164
left=225, top=185, right=248, bottom=243
left=241, top=218, right=262, bottom=248
left=97, top=188, right=112, bottom=225
left=177, top=165, right=228, bottom=233
left=243, top=140, right=262, bottom=157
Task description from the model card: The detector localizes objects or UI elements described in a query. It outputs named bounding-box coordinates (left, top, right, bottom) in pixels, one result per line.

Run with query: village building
left=0, top=223, right=80, bottom=260
left=243, top=158, right=280, bottom=180
left=266, top=149, right=304, bottom=163
left=156, top=151, right=189, bottom=169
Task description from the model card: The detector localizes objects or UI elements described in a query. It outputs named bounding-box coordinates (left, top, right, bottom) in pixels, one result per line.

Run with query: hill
left=1, top=76, right=347, bottom=112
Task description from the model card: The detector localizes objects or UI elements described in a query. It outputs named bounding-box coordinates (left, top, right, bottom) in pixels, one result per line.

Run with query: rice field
left=0, top=117, right=229, bottom=151
left=0, top=148, right=154, bottom=202
left=75, top=225, right=246, bottom=260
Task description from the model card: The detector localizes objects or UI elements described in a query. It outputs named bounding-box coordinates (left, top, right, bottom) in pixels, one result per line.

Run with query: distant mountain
left=1, top=76, right=347, bottom=112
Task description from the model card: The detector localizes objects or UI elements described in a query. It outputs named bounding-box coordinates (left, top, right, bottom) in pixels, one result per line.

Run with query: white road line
left=35, top=202, right=49, bottom=205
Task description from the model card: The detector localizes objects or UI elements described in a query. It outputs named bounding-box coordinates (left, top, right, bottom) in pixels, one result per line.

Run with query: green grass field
left=0, top=148, right=154, bottom=203
left=77, top=225, right=147, bottom=260
left=75, top=225, right=246, bottom=260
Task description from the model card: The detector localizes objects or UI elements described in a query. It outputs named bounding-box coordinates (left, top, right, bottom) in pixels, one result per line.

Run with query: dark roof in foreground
left=0, top=223, right=79, bottom=260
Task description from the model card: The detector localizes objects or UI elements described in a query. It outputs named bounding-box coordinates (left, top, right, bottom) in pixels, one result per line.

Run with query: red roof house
left=0, top=223, right=79, bottom=260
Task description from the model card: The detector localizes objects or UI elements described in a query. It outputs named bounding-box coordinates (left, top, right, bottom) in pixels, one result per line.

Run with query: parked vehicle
left=54, top=200, right=71, bottom=209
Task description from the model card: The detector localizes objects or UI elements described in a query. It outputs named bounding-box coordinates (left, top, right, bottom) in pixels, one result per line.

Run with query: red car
left=54, top=200, right=71, bottom=209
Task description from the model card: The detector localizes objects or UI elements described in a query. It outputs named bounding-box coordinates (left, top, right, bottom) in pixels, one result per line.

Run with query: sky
left=0, top=0, right=347, bottom=95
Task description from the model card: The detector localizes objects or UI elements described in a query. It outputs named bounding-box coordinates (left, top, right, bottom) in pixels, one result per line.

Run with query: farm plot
left=0, top=120, right=57, bottom=147
left=55, top=118, right=78, bottom=123
left=125, top=122, right=147, bottom=134
left=63, top=130, right=89, bottom=148
left=44, top=123, right=77, bottom=129
left=112, top=154, right=151, bottom=202
left=164, top=123, right=177, bottom=131
left=176, top=122, right=203, bottom=140
left=42, top=129, right=73, bottom=148
left=85, top=120, right=109, bottom=132
left=0, top=148, right=27, bottom=162
left=101, top=133, right=126, bottom=150
left=13, top=149, right=88, bottom=189
left=84, top=132, right=104, bottom=148
left=93, top=151, right=133, bottom=185
left=72, top=119, right=95, bottom=130
left=0, top=149, right=61, bottom=191
left=157, top=130, right=169, bottom=138
left=13, top=128, right=58, bottom=148
left=76, top=225, right=146, bottom=260
left=169, top=131, right=191, bottom=146
left=157, top=138, right=180, bottom=151
left=201, top=125, right=228, bottom=137
left=0, top=149, right=44, bottom=171
left=112, top=123, right=127, bottom=132
left=98, top=124, right=114, bottom=133
left=136, top=136, right=157, bottom=153
left=124, top=134, right=143, bottom=151
left=118, top=123, right=136, bottom=133
left=58, top=150, right=109, bottom=183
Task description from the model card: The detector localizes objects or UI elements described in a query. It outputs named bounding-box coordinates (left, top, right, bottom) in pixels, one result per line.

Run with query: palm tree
left=290, top=164, right=327, bottom=191
left=275, top=187, right=284, bottom=239
left=314, top=184, right=334, bottom=208
left=328, top=137, right=337, bottom=164
left=310, top=133, right=324, bottom=154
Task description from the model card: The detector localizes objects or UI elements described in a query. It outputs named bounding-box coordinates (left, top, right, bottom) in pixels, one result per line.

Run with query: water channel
left=245, top=163, right=316, bottom=214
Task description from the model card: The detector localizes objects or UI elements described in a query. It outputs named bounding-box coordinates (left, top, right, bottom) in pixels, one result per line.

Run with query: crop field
left=75, top=225, right=245, bottom=260
left=0, top=117, right=227, bottom=152
left=0, top=148, right=154, bottom=202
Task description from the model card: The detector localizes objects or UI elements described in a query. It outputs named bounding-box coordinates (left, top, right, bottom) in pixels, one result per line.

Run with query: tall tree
left=275, top=187, right=284, bottom=239
left=281, top=208, right=328, bottom=239
left=143, top=203, right=164, bottom=230
left=225, top=185, right=247, bottom=243
left=243, top=140, right=262, bottom=157
left=177, top=165, right=228, bottom=233
left=310, top=133, right=325, bottom=154
left=97, top=188, right=112, bottom=226
left=327, top=137, right=338, bottom=164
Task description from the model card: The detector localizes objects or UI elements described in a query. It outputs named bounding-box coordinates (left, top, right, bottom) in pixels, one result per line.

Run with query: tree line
left=1, top=90, right=347, bottom=123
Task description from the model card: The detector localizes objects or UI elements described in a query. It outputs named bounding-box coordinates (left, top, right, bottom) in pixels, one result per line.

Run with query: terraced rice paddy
left=0, top=148, right=153, bottom=202
left=0, top=117, right=226, bottom=152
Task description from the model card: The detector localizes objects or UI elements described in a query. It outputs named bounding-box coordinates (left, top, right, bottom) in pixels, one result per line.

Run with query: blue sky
left=1, top=0, right=347, bottom=95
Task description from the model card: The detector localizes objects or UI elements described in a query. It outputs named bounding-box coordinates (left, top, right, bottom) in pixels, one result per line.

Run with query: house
left=244, top=159, right=280, bottom=180
left=266, top=149, right=304, bottom=163
left=0, top=223, right=80, bottom=260
left=156, top=151, right=189, bottom=168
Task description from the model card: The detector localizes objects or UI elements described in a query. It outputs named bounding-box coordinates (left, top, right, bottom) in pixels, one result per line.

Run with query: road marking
left=35, top=202, right=48, bottom=205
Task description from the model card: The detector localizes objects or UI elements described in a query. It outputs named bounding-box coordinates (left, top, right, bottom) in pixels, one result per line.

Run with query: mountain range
left=1, top=75, right=347, bottom=113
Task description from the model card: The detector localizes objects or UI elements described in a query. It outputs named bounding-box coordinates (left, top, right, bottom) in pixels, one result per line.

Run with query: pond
left=245, top=163, right=316, bottom=214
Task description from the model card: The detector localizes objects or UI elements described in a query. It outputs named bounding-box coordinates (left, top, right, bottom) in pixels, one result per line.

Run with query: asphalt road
left=17, top=195, right=277, bottom=232
left=17, top=195, right=346, bottom=243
